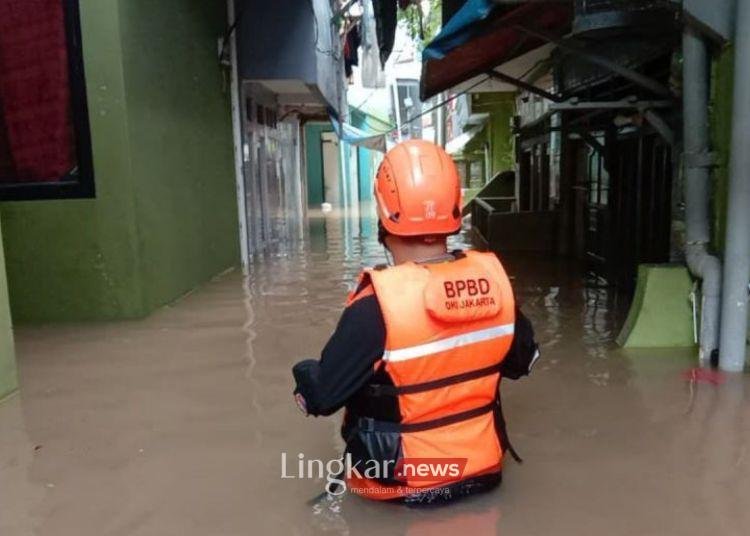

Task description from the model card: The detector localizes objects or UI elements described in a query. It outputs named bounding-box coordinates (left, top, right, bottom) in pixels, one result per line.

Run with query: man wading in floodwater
left=292, top=140, right=539, bottom=505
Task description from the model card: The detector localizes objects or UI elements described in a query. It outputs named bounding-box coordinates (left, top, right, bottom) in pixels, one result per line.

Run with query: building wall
left=235, top=0, right=317, bottom=83
left=235, top=0, right=344, bottom=114
left=118, top=0, right=239, bottom=311
left=0, top=219, right=17, bottom=400
left=472, top=92, right=516, bottom=176
left=311, top=0, right=346, bottom=113
left=0, top=0, right=238, bottom=322
left=0, top=0, right=143, bottom=322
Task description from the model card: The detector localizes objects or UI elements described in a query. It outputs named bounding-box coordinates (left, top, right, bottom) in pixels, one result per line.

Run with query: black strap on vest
left=366, top=362, right=503, bottom=397
left=360, top=363, right=523, bottom=462
left=357, top=401, right=496, bottom=434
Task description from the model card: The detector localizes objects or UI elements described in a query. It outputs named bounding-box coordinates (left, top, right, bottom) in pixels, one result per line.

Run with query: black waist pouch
left=345, top=418, right=404, bottom=485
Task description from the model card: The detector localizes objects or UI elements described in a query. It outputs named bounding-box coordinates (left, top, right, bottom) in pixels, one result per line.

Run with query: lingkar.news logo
left=281, top=452, right=468, bottom=495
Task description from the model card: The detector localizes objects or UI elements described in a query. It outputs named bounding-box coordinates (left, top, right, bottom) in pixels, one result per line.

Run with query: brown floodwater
left=1, top=209, right=749, bottom=535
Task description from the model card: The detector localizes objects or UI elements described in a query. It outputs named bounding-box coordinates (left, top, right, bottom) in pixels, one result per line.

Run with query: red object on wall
left=0, top=0, right=76, bottom=183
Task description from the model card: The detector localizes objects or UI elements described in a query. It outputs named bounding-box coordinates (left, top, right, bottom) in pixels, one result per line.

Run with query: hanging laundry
left=372, top=0, right=397, bottom=67
left=344, top=23, right=361, bottom=79
left=361, top=0, right=386, bottom=88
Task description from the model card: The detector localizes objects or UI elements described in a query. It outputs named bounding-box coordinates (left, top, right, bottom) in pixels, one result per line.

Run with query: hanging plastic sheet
left=422, top=0, right=495, bottom=60
left=328, top=109, right=387, bottom=152
left=445, top=124, right=484, bottom=155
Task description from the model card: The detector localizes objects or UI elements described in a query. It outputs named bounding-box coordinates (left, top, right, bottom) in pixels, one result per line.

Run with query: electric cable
left=350, top=74, right=493, bottom=136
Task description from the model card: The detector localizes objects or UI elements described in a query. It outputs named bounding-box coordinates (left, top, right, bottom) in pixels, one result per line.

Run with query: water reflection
left=310, top=492, right=503, bottom=535
left=3, top=206, right=750, bottom=535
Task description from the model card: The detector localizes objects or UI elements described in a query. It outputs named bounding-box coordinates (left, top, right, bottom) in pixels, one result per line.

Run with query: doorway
left=241, top=91, right=304, bottom=256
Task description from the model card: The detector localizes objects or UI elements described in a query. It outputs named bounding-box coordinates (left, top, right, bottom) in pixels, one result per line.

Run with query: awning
left=420, top=1, right=573, bottom=100
left=328, top=110, right=387, bottom=152
left=445, top=124, right=486, bottom=155
left=422, top=0, right=497, bottom=61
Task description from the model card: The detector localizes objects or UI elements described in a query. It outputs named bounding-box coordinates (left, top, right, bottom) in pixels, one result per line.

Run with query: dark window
left=0, top=0, right=94, bottom=200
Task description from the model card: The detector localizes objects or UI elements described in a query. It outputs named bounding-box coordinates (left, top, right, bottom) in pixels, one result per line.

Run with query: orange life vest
left=344, top=250, right=515, bottom=500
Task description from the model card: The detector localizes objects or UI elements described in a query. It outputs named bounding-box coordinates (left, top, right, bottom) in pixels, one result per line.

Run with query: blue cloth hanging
left=422, top=0, right=496, bottom=60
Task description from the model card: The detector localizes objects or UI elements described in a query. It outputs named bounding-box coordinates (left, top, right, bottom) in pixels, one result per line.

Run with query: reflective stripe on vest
left=382, top=323, right=515, bottom=362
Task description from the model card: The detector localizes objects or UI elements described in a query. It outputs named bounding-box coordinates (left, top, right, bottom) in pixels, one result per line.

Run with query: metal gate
left=582, top=129, right=672, bottom=291
left=242, top=95, right=304, bottom=256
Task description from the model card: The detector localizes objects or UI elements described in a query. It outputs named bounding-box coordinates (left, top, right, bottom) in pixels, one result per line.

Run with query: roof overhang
left=447, top=43, right=556, bottom=95
left=420, top=1, right=573, bottom=100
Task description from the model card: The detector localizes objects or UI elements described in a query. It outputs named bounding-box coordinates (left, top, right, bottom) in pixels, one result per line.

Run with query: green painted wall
left=471, top=92, right=516, bottom=176
left=305, top=122, right=332, bottom=207
left=0, top=0, right=238, bottom=322
left=0, top=0, right=143, bottom=322
left=118, top=0, right=239, bottom=312
left=464, top=124, right=488, bottom=154
left=0, top=219, right=17, bottom=400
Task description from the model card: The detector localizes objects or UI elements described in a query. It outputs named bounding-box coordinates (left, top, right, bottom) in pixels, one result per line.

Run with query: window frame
left=0, top=0, right=95, bottom=201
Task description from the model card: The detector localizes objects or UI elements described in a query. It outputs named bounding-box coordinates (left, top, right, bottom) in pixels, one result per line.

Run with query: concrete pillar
left=719, top=0, right=750, bottom=372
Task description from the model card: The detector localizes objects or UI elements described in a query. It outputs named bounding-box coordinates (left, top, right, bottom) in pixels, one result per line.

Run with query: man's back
left=293, top=140, right=537, bottom=504
left=294, top=250, right=539, bottom=504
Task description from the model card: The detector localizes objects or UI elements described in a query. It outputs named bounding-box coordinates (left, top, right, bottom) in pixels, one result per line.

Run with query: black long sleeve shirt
left=293, top=292, right=539, bottom=417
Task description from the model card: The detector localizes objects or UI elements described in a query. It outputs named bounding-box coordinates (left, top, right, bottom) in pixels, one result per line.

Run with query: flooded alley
left=2, top=210, right=749, bottom=536
left=2, top=1, right=750, bottom=535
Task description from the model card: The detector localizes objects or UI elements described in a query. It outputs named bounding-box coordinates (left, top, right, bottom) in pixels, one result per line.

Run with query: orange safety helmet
left=374, top=140, right=462, bottom=237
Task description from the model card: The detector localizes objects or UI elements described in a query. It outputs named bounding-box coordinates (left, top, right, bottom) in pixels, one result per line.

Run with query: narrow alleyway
left=2, top=209, right=749, bottom=536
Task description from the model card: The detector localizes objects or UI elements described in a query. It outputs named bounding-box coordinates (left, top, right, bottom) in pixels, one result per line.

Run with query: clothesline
left=335, top=74, right=492, bottom=151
